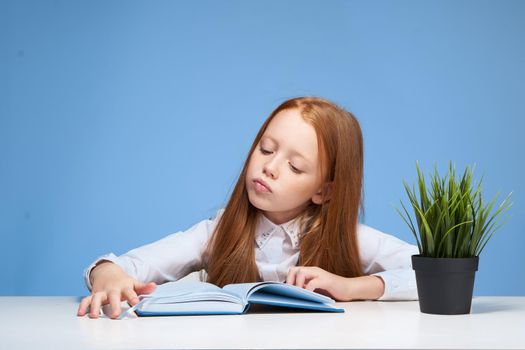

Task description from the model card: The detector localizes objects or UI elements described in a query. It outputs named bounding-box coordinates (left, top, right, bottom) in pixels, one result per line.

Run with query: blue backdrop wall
left=1, top=0, right=524, bottom=296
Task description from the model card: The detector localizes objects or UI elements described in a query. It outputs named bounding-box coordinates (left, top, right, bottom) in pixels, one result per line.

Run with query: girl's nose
left=263, top=159, right=278, bottom=179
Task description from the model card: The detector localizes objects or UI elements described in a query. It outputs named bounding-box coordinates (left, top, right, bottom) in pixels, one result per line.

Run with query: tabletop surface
left=1, top=296, right=524, bottom=349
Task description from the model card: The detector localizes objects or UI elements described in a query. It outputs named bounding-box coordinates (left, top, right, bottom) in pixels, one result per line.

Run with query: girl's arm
left=286, top=224, right=418, bottom=301
left=357, top=223, right=419, bottom=300
left=79, top=209, right=224, bottom=319
left=286, top=266, right=385, bottom=301
left=83, top=208, right=224, bottom=291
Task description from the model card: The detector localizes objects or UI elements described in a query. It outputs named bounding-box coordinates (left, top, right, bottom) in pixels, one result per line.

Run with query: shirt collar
left=255, top=212, right=302, bottom=250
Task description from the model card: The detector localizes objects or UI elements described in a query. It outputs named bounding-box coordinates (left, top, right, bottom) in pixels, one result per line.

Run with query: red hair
left=204, top=97, right=364, bottom=287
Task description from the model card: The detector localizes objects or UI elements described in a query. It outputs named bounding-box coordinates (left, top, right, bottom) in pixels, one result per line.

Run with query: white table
left=1, top=296, right=524, bottom=349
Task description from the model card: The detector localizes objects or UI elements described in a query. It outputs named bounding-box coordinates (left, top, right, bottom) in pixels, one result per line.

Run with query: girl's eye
left=259, top=147, right=302, bottom=174
left=289, top=163, right=302, bottom=174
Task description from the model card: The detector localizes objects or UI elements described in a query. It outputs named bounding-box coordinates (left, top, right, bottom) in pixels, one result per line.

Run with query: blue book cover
left=123, top=281, right=344, bottom=317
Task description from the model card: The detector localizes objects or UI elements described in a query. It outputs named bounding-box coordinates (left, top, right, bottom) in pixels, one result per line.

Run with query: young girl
left=77, top=96, right=418, bottom=319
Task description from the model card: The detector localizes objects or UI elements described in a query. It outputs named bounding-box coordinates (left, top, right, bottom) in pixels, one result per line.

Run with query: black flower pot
left=412, top=255, right=479, bottom=315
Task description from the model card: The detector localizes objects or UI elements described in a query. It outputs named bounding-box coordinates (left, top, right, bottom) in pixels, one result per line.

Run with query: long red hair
left=204, top=97, right=364, bottom=287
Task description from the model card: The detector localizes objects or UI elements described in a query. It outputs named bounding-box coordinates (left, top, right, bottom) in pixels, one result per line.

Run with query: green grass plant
left=396, top=162, right=512, bottom=258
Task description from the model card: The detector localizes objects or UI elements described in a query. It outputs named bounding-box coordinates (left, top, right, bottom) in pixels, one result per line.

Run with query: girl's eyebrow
left=263, top=136, right=311, bottom=164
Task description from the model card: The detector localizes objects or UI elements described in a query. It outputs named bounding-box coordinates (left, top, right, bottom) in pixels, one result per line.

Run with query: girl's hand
left=286, top=266, right=352, bottom=301
left=286, top=266, right=385, bottom=301
left=76, top=261, right=157, bottom=319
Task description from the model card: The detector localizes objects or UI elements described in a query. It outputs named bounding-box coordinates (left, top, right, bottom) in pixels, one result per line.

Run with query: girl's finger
left=286, top=267, right=298, bottom=285
left=135, top=281, right=157, bottom=295
left=89, top=292, right=107, bottom=319
left=77, top=295, right=92, bottom=316
left=107, top=290, right=122, bottom=319
left=295, top=269, right=309, bottom=288
left=304, top=278, right=321, bottom=292
left=122, top=288, right=140, bottom=306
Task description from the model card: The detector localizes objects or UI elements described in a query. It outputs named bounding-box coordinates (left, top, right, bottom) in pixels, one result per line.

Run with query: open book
left=121, top=281, right=344, bottom=318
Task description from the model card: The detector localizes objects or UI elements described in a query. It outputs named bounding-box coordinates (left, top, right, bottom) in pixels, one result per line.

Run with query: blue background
left=1, top=0, right=523, bottom=296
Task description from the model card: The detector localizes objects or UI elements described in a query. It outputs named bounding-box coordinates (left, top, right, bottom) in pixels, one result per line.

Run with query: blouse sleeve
left=83, top=208, right=225, bottom=291
left=357, top=223, right=419, bottom=301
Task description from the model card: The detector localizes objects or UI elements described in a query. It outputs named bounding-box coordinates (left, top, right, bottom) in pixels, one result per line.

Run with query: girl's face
left=245, top=108, right=326, bottom=225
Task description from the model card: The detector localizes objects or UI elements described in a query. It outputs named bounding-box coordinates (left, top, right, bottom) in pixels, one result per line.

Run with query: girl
left=77, top=96, right=418, bottom=319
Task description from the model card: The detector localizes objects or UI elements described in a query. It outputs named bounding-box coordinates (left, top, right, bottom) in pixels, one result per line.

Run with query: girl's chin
left=247, top=193, right=272, bottom=210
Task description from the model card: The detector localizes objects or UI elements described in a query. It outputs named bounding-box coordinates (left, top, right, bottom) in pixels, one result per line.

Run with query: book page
left=223, top=282, right=334, bottom=304
left=140, top=281, right=242, bottom=304
left=223, top=283, right=263, bottom=303
left=252, top=283, right=334, bottom=303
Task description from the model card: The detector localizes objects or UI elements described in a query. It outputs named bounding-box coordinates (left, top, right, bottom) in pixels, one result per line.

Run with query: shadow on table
left=247, top=304, right=331, bottom=314
left=471, top=298, right=523, bottom=314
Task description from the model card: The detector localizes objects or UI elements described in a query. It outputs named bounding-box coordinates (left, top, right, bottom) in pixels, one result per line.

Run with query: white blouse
left=84, top=208, right=419, bottom=301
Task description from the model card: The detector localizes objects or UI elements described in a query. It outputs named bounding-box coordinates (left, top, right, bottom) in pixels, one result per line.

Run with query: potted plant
left=396, top=162, right=512, bottom=315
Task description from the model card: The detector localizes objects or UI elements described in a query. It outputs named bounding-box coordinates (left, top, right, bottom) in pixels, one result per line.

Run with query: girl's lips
left=253, top=179, right=272, bottom=193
